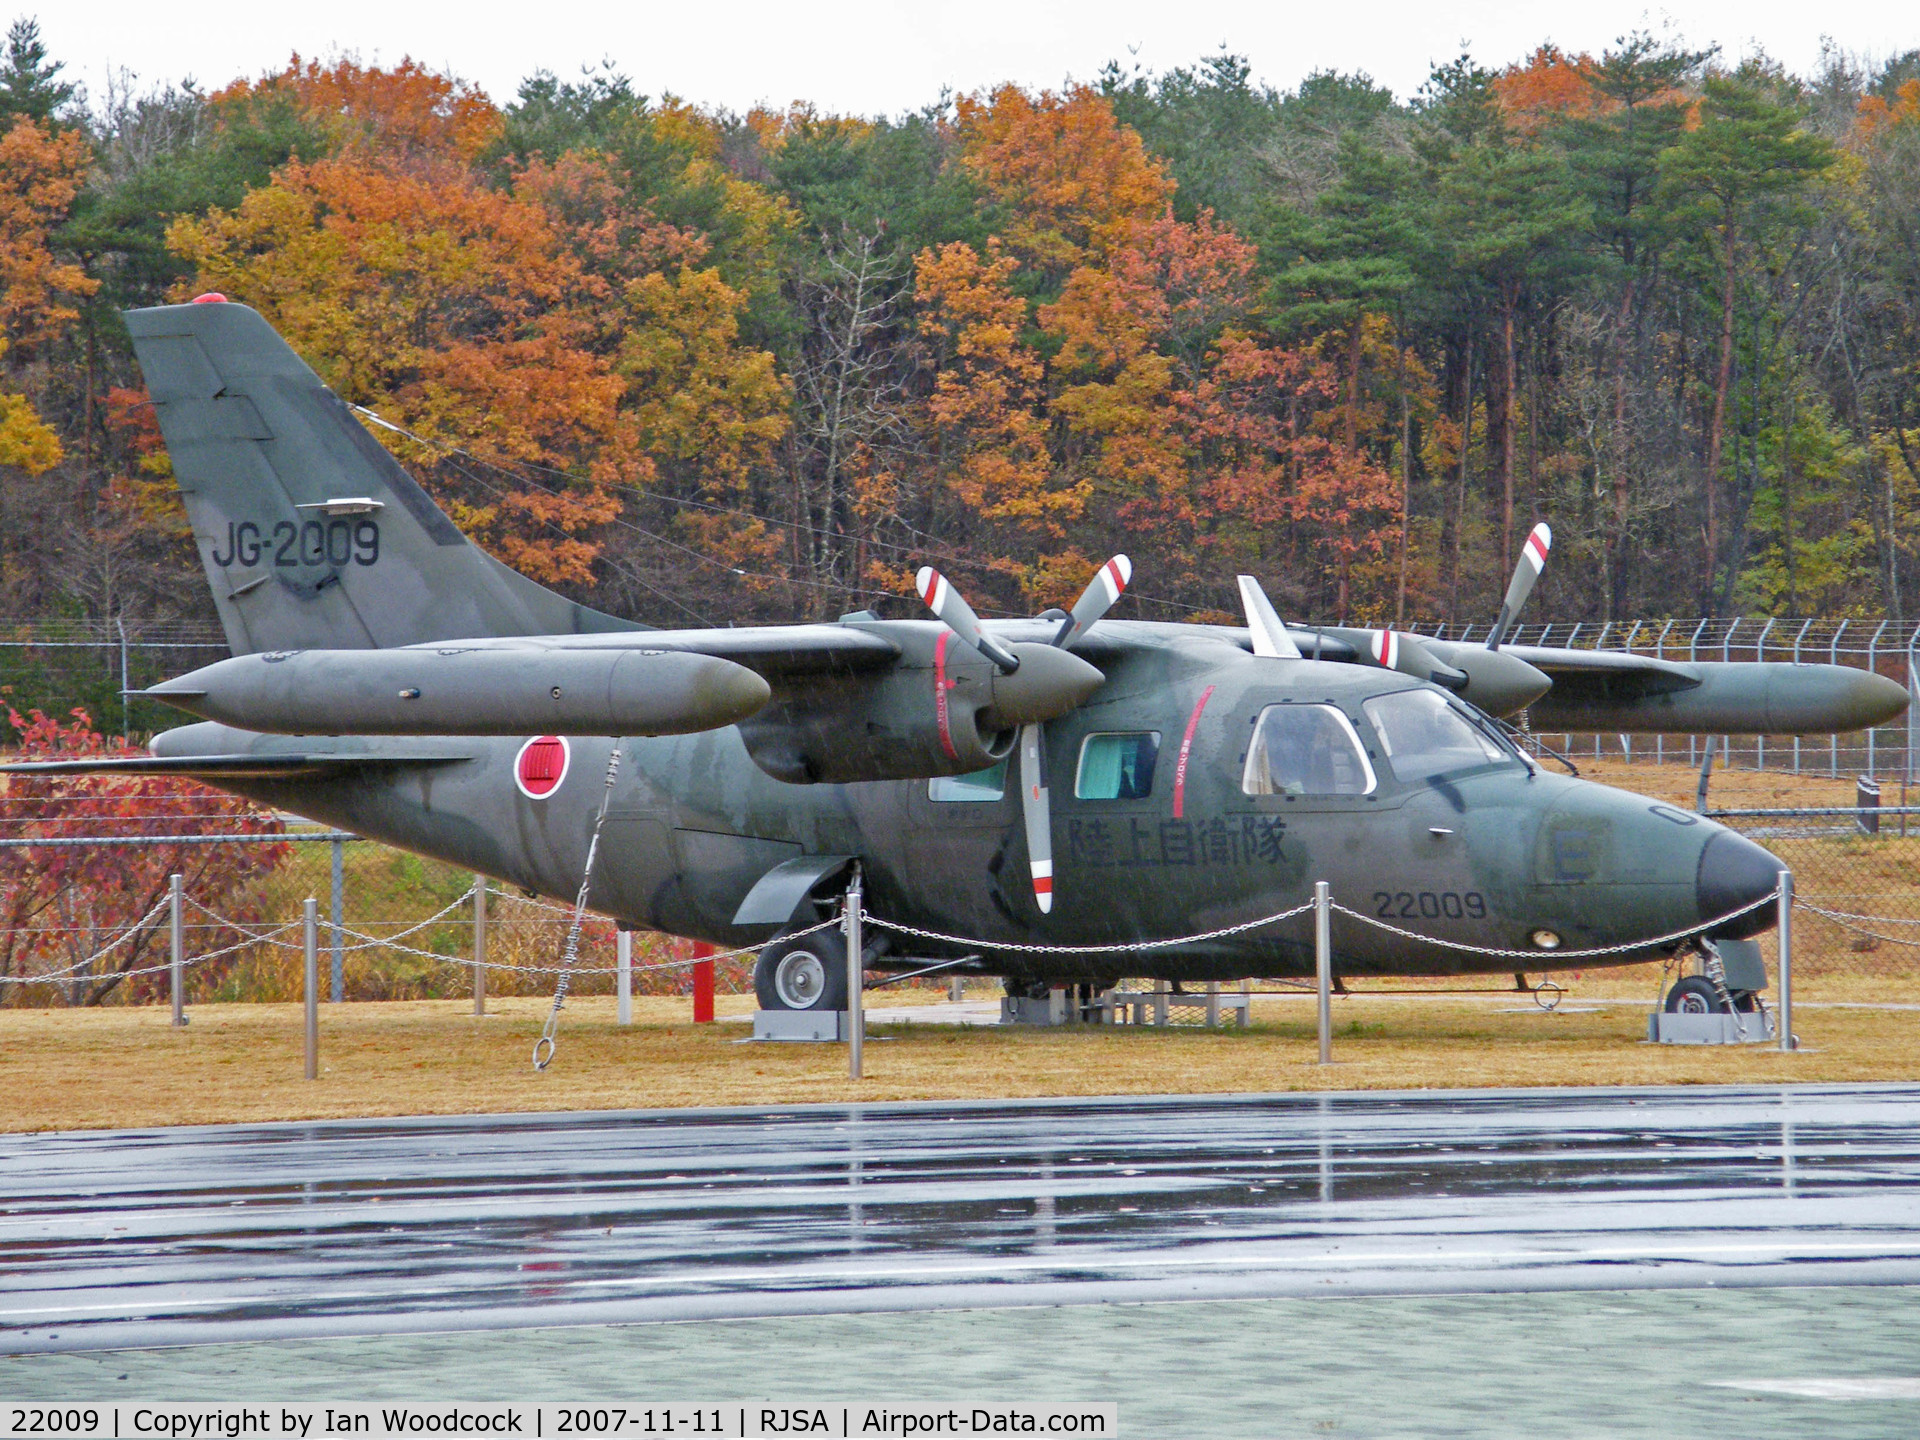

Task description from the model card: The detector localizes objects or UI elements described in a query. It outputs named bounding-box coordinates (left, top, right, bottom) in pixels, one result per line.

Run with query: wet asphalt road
left=4, top=1084, right=1920, bottom=1354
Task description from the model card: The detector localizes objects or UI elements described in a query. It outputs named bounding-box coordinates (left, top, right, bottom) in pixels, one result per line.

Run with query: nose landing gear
left=1663, top=973, right=1760, bottom=1015
left=1651, top=938, right=1775, bottom=1043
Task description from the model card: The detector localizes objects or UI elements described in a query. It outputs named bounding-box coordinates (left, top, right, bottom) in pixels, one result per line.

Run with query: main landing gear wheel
left=754, top=933, right=849, bottom=1012
left=1663, top=975, right=1760, bottom=1014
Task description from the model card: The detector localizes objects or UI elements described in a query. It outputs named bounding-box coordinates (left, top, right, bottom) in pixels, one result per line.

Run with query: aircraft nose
left=1696, top=829, right=1783, bottom=938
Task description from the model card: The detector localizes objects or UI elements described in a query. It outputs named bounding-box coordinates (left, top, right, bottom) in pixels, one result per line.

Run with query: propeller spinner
left=914, top=559, right=1131, bottom=914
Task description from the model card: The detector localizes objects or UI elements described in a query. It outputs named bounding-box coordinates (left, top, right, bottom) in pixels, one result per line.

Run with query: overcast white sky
left=43, top=0, right=1918, bottom=117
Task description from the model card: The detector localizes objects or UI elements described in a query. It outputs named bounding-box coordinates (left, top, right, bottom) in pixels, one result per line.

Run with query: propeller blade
left=1237, top=576, right=1304, bottom=659
left=915, top=566, right=1020, bottom=673
left=1487, top=523, right=1551, bottom=650
left=1055, top=555, right=1133, bottom=646
left=1018, top=722, right=1053, bottom=914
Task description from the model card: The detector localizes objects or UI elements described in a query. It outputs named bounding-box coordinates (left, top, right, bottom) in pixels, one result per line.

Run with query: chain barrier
left=0, top=893, right=171, bottom=985
left=859, top=900, right=1316, bottom=955
left=1330, top=890, right=1782, bottom=962
left=860, top=890, right=1778, bottom=964
left=315, top=915, right=842, bottom=976
left=1792, top=898, right=1920, bottom=951
left=0, top=913, right=302, bottom=986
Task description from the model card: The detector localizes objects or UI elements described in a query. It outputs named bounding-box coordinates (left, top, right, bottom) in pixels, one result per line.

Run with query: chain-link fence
left=0, top=617, right=229, bottom=740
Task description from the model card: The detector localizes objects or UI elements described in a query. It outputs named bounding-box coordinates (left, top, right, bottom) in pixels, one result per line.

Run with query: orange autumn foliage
left=955, top=84, right=1172, bottom=273
left=211, top=54, right=502, bottom=166
left=1043, top=211, right=1399, bottom=586
left=169, top=146, right=786, bottom=587
left=1855, top=79, right=1920, bottom=145
left=1493, top=46, right=1609, bottom=132
left=0, top=117, right=97, bottom=354
left=915, top=240, right=1069, bottom=539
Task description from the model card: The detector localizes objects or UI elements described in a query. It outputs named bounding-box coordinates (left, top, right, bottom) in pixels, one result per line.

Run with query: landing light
left=1531, top=929, right=1562, bottom=950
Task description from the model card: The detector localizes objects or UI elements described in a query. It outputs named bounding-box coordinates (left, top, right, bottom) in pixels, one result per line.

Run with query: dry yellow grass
left=1, top=991, right=1911, bottom=1133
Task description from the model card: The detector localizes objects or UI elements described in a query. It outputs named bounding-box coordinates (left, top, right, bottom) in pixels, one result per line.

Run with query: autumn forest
left=5, top=22, right=1920, bottom=641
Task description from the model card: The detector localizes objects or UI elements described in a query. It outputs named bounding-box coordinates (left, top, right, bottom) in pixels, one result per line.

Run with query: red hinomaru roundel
left=514, top=735, right=570, bottom=799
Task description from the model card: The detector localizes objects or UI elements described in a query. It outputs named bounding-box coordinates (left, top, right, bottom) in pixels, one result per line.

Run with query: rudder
left=126, top=299, right=639, bottom=653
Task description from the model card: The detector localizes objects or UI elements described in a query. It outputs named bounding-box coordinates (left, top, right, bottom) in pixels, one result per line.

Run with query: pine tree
left=0, top=18, right=74, bottom=125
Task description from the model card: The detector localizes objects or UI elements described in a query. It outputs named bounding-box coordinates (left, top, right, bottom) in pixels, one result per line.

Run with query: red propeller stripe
left=1523, top=526, right=1550, bottom=571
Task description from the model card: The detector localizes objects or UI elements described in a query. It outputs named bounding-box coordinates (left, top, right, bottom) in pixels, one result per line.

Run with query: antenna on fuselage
left=1236, top=576, right=1303, bottom=660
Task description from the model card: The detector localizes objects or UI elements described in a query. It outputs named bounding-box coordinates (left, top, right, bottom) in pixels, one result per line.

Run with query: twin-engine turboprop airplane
left=6, top=299, right=1909, bottom=1015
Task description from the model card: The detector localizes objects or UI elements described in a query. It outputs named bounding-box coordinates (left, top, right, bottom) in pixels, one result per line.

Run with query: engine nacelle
left=737, top=623, right=1103, bottom=784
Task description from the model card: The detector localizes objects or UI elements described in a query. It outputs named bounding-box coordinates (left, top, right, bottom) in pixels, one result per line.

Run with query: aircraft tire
left=755, top=933, right=850, bottom=1012
left=1663, top=975, right=1730, bottom=1014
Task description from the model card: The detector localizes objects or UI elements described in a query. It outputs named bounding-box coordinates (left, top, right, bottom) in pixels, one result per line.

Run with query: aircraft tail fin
left=125, top=299, right=640, bottom=654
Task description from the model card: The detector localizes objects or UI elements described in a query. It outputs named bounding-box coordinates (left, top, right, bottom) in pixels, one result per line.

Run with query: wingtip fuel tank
left=144, top=645, right=772, bottom=737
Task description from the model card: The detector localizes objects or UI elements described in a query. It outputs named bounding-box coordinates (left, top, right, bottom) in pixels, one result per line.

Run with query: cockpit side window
left=1242, top=704, right=1377, bottom=797
left=1075, top=732, right=1161, bottom=800
left=1362, top=687, right=1511, bottom=783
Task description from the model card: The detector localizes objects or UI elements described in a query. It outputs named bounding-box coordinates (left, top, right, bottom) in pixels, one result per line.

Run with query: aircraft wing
left=0, top=753, right=471, bottom=779
left=453, top=624, right=902, bottom=675
left=1503, top=645, right=1907, bottom=735
left=1499, top=645, right=1703, bottom=698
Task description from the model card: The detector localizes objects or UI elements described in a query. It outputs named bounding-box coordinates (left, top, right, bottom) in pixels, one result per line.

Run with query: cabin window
left=1361, top=688, right=1509, bottom=783
left=1242, top=704, right=1376, bottom=797
left=929, top=760, right=1008, bottom=802
left=1075, top=732, right=1162, bottom=800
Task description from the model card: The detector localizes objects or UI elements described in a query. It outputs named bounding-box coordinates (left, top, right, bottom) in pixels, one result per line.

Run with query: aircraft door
left=904, top=759, right=1018, bottom=918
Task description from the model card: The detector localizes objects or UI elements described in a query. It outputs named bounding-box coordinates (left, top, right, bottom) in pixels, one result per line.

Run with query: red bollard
left=692, top=942, right=715, bottom=1024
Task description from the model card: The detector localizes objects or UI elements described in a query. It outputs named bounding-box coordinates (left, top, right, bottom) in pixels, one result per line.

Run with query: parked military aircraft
left=7, top=299, right=1908, bottom=1015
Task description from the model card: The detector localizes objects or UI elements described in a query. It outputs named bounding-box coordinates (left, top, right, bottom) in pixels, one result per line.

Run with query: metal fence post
left=845, top=869, right=864, bottom=1079
left=472, top=875, right=487, bottom=1016
left=1315, top=880, right=1332, bottom=1065
left=303, top=897, right=319, bottom=1081
left=328, top=837, right=345, bottom=1003
left=1777, top=870, right=1794, bottom=1053
left=616, top=929, right=632, bottom=1025
left=169, top=872, right=185, bottom=1027
left=117, top=616, right=130, bottom=740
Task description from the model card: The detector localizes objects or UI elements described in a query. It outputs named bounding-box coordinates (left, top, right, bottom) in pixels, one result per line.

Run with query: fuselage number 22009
left=1373, top=890, right=1488, bottom=920
left=210, top=519, right=380, bottom=570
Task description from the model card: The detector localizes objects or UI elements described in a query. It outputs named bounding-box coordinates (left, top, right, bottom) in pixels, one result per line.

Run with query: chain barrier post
left=329, top=836, right=345, bottom=1003
left=845, top=869, right=864, bottom=1080
left=472, top=874, right=487, bottom=1016
left=1315, top=880, right=1333, bottom=1065
left=1778, top=870, right=1795, bottom=1053
left=168, top=872, right=185, bottom=1027
left=303, top=897, right=319, bottom=1081
left=616, top=929, right=633, bottom=1025
left=693, top=942, right=716, bottom=1024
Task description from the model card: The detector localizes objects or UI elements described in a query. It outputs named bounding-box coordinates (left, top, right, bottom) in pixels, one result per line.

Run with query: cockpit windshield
left=1362, top=688, right=1517, bottom=782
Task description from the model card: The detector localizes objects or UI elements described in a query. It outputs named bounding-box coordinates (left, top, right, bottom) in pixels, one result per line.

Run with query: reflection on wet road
left=4, top=1084, right=1920, bottom=1352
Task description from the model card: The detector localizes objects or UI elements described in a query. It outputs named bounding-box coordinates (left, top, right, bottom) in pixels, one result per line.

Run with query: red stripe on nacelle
left=933, top=630, right=956, bottom=759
